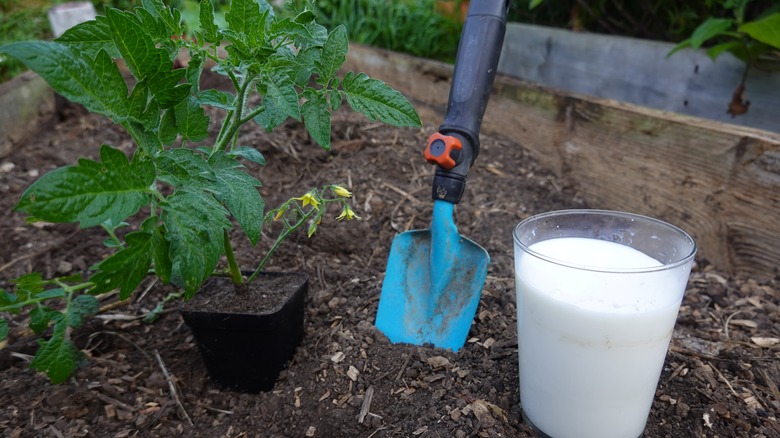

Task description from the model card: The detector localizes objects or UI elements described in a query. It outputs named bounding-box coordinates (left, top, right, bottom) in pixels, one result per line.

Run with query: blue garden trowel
left=376, top=0, right=508, bottom=350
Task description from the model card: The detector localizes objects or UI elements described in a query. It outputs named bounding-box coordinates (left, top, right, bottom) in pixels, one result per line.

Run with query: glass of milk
left=513, top=209, right=696, bottom=438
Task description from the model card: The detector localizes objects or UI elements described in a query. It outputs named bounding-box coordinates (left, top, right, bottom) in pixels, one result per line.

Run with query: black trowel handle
left=424, top=0, right=508, bottom=204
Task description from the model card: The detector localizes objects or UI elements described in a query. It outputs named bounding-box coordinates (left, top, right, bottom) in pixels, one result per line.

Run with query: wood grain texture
left=344, top=44, right=780, bottom=279
left=498, top=23, right=780, bottom=134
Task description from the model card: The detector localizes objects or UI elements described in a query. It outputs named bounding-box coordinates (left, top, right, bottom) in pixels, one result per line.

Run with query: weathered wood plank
left=498, top=23, right=780, bottom=134
left=344, top=44, right=780, bottom=279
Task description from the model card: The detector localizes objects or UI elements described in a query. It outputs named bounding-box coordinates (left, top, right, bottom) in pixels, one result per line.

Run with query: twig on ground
left=85, top=331, right=152, bottom=361
left=711, top=362, right=740, bottom=398
left=367, top=426, right=387, bottom=438
left=357, top=385, right=375, bottom=424
left=724, top=309, right=743, bottom=341
left=10, top=352, right=34, bottom=362
left=197, top=403, right=234, bottom=415
left=92, top=391, right=136, bottom=413
left=135, top=277, right=159, bottom=303
left=154, top=349, right=193, bottom=426
left=49, top=425, right=65, bottom=438
left=381, top=182, right=423, bottom=205
left=396, top=352, right=412, bottom=381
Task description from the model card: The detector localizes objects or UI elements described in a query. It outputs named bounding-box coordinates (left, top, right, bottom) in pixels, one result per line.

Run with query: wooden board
left=343, top=44, right=780, bottom=279
left=498, top=23, right=780, bottom=135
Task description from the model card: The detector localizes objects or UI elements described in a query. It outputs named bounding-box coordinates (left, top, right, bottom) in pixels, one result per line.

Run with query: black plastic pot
left=180, top=272, right=308, bottom=393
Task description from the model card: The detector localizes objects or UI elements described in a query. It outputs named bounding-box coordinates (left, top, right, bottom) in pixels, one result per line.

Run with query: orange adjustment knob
left=424, top=133, right=462, bottom=169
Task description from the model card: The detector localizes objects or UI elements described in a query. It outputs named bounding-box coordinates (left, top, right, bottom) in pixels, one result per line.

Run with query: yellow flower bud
left=332, top=185, right=352, bottom=198
left=273, top=205, right=288, bottom=221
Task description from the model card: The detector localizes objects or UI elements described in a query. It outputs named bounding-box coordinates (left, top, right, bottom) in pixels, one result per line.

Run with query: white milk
left=515, top=237, right=689, bottom=438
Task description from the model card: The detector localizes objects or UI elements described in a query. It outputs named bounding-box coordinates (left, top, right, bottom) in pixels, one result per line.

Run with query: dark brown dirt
left=1, top=83, right=779, bottom=437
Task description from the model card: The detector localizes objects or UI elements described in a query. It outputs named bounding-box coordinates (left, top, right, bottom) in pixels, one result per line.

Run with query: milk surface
left=515, top=237, right=689, bottom=438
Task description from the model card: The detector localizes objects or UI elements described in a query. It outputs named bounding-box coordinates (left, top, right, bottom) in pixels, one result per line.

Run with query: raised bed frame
left=343, top=44, right=780, bottom=280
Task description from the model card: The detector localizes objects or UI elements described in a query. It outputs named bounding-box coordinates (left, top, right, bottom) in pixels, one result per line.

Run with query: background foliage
left=296, top=0, right=463, bottom=62
left=3, top=0, right=779, bottom=82
left=510, top=0, right=780, bottom=43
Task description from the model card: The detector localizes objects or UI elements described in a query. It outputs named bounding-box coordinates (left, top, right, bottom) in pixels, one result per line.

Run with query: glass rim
left=513, top=209, right=697, bottom=274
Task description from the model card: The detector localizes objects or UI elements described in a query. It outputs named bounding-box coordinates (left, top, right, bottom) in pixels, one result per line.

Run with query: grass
left=302, top=0, right=463, bottom=62
left=0, top=0, right=54, bottom=82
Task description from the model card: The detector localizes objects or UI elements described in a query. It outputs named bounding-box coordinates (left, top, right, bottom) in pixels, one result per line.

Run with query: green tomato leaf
left=288, top=47, right=321, bottom=88
left=329, top=89, right=343, bottom=111
left=13, top=273, right=45, bottom=298
left=271, top=17, right=314, bottom=45
left=209, top=152, right=265, bottom=245
left=30, top=315, right=84, bottom=384
left=55, top=16, right=121, bottom=59
left=317, top=25, right=348, bottom=82
left=5, top=274, right=66, bottom=312
left=185, top=53, right=205, bottom=94
left=141, top=0, right=184, bottom=38
left=229, top=147, right=266, bottom=165
left=304, top=21, right=329, bottom=49
left=302, top=92, right=332, bottom=149
left=127, top=82, right=160, bottom=128
left=0, top=288, right=17, bottom=309
left=105, top=9, right=162, bottom=82
left=101, top=219, right=130, bottom=248
left=126, top=121, right=164, bottom=157
left=342, top=71, right=421, bottom=127
left=173, top=96, right=210, bottom=142
left=0, top=42, right=129, bottom=123
left=142, top=218, right=172, bottom=284
left=254, top=95, right=290, bottom=132
left=690, top=18, right=734, bottom=49
left=198, top=89, right=236, bottom=110
left=294, top=10, right=316, bottom=24
left=740, top=13, right=780, bottom=50
left=67, top=295, right=100, bottom=328
left=226, top=0, right=271, bottom=50
left=162, top=190, right=231, bottom=296
left=89, top=231, right=153, bottom=298
left=157, top=148, right=216, bottom=190
left=134, top=6, right=180, bottom=60
left=264, top=71, right=301, bottom=121
left=105, top=9, right=190, bottom=109
left=30, top=307, right=59, bottom=334
left=159, top=108, right=179, bottom=145
left=16, top=145, right=154, bottom=228
left=199, top=0, right=221, bottom=43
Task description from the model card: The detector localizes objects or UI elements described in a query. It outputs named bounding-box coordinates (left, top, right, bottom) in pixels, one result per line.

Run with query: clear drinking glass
left=513, top=209, right=696, bottom=438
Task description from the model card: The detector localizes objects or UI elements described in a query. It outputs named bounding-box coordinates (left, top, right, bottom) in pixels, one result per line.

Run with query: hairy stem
left=223, top=229, right=244, bottom=286
left=246, top=209, right=317, bottom=284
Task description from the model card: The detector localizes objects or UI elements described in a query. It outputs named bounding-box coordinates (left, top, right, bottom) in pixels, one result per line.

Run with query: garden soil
left=1, top=89, right=779, bottom=438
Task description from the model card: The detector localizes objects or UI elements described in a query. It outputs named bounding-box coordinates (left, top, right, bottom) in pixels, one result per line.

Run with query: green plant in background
left=300, top=0, right=463, bottom=62
left=0, top=0, right=53, bottom=81
left=0, top=0, right=232, bottom=82
left=669, top=0, right=780, bottom=116
left=0, top=0, right=420, bottom=383
left=512, top=0, right=778, bottom=44
left=521, top=0, right=779, bottom=116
